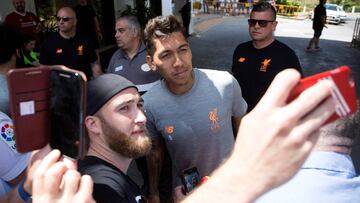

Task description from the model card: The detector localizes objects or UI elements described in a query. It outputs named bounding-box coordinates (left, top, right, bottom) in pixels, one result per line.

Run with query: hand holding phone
left=7, top=66, right=87, bottom=159
left=181, top=167, right=200, bottom=195
left=287, top=66, right=357, bottom=125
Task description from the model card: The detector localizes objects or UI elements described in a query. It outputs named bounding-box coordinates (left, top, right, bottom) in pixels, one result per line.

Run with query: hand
left=174, top=186, right=186, bottom=202
left=23, top=145, right=53, bottom=195
left=147, top=193, right=160, bottom=203
left=32, top=150, right=95, bottom=203
left=231, top=68, right=335, bottom=195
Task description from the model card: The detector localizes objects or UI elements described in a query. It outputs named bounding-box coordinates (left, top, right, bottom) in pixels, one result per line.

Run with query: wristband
left=18, top=179, right=31, bottom=202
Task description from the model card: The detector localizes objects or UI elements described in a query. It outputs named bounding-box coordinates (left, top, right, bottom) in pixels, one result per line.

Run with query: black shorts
left=313, top=27, right=323, bottom=38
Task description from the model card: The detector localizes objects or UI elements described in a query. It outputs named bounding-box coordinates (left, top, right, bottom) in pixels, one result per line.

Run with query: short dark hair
left=144, top=15, right=186, bottom=57
left=0, top=23, right=23, bottom=64
left=320, top=107, right=360, bottom=143
left=251, top=1, right=277, bottom=20
left=334, top=109, right=360, bottom=141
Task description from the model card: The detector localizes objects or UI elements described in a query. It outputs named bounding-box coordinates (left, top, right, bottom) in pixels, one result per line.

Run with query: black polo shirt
left=232, top=40, right=302, bottom=112
left=40, top=32, right=97, bottom=78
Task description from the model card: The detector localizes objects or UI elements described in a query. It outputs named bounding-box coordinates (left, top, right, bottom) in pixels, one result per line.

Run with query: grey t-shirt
left=143, top=68, right=247, bottom=187
left=107, top=41, right=161, bottom=92
left=0, top=75, right=9, bottom=116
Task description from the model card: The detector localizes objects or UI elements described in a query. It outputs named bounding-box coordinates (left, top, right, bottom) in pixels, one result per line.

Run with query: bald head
left=57, top=7, right=77, bottom=36
left=57, top=7, right=77, bottom=20
left=12, top=0, right=25, bottom=13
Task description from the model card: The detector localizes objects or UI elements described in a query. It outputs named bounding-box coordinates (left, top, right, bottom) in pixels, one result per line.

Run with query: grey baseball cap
left=87, top=74, right=137, bottom=115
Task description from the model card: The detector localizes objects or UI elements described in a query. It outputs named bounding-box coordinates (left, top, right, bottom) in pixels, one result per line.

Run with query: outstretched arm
left=183, top=69, right=335, bottom=203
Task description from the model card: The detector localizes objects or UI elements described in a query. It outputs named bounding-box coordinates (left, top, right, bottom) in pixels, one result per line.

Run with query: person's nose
left=134, top=108, right=147, bottom=125
left=173, top=53, right=184, bottom=68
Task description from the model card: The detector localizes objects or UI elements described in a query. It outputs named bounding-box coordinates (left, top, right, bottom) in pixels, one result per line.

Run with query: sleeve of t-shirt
left=4, top=14, right=15, bottom=26
left=229, top=73, right=248, bottom=117
left=0, top=113, right=31, bottom=181
left=107, top=54, right=116, bottom=73
left=287, top=50, right=303, bottom=76
left=30, top=13, right=40, bottom=23
left=231, top=46, right=239, bottom=75
left=93, top=183, right=128, bottom=203
left=144, top=104, right=160, bottom=140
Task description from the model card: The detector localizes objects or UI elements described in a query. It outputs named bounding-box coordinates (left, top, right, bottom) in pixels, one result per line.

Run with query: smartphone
left=49, top=68, right=87, bottom=159
left=181, top=167, right=200, bottom=195
left=7, top=67, right=50, bottom=153
left=288, top=66, right=357, bottom=125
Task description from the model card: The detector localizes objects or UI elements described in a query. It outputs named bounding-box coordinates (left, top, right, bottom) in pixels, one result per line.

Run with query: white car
left=325, top=3, right=346, bottom=24
left=338, top=6, right=347, bottom=23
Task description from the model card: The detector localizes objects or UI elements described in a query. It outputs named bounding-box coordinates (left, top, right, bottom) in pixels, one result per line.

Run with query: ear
left=15, top=48, right=21, bottom=58
left=85, top=116, right=102, bottom=136
left=272, top=21, right=278, bottom=32
left=132, top=29, right=139, bottom=38
left=146, top=55, right=157, bottom=71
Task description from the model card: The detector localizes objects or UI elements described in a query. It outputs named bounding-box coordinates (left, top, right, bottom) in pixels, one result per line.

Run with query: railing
left=351, top=18, right=360, bottom=48
left=201, top=1, right=254, bottom=15
left=200, top=1, right=302, bottom=17
left=275, top=4, right=302, bottom=17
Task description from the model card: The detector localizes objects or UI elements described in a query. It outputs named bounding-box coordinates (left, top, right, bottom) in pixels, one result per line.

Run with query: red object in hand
left=201, top=176, right=210, bottom=184
left=287, top=66, right=357, bottom=125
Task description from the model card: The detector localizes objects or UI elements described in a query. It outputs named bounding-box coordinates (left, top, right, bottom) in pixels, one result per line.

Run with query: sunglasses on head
left=248, top=19, right=274, bottom=27
left=56, top=16, right=72, bottom=22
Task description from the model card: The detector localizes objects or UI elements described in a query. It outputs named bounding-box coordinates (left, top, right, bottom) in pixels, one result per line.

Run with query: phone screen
left=49, top=70, right=85, bottom=159
left=181, top=167, right=200, bottom=194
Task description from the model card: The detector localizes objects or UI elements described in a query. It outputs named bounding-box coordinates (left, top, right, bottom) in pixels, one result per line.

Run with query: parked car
left=308, top=3, right=346, bottom=25
left=337, top=6, right=347, bottom=23
left=325, top=3, right=346, bottom=24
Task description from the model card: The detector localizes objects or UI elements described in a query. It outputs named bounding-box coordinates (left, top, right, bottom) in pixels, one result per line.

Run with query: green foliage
left=303, top=0, right=360, bottom=12
left=193, top=2, right=202, bottom=9
left=276, top=0, right=300, bottom=6
left=120, top=1, right=154, bottom=28
left=34, top=0, right=57, bottom=34
left=327, top=0, right=360, bottom=11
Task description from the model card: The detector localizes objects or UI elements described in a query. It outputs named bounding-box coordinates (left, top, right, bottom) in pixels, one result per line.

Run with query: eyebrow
left=117, top=96, right=143, bottom=107
left=178, top=44, right=189, bottom=49
left=158, top=42, right=189, bottom=55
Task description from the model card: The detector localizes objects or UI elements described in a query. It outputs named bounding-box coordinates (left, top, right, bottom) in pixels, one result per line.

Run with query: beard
left=99, top=117, right=152, bottom=159
left=16, top=7, right=25, bottom=13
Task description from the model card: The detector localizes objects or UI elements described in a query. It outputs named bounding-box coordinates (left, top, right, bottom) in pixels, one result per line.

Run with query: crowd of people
left=0, top=0, right=359, bottom=203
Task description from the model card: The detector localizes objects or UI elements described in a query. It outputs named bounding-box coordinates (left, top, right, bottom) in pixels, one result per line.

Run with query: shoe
left=305, top=47, right=312, bottom=52
left=314, top=47, right=321, bottom=51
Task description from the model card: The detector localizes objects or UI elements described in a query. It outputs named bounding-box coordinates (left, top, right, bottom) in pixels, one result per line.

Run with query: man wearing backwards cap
left=78, top=73, right=151, bottom=202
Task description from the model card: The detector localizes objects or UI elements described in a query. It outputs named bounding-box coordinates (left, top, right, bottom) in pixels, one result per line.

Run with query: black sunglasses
left=56, top=16, right=72, bottom=22
left=248, top=19, right=274, bottom=27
